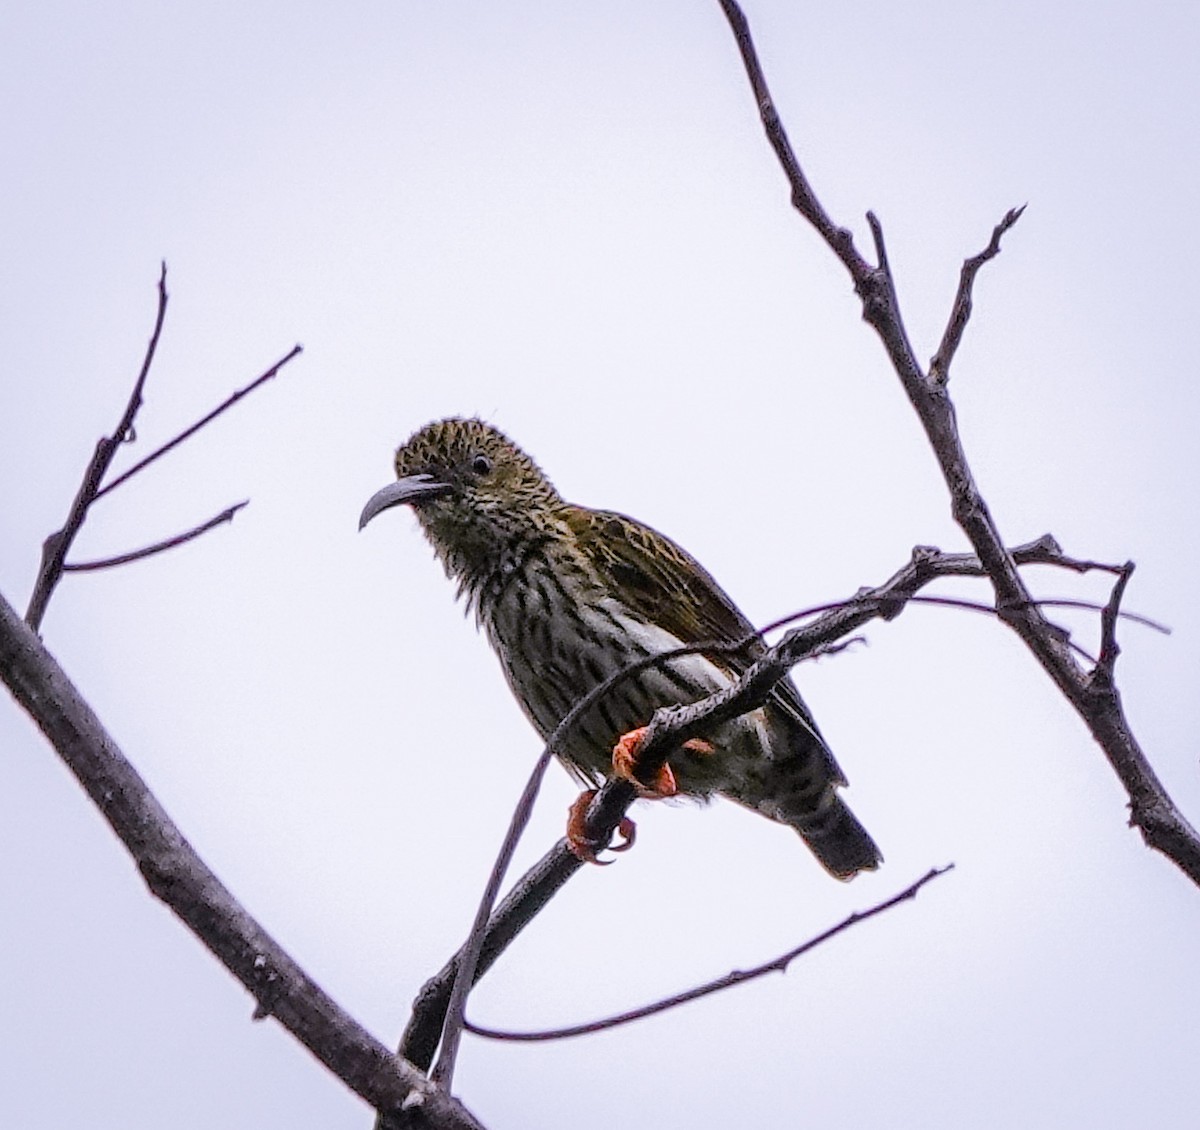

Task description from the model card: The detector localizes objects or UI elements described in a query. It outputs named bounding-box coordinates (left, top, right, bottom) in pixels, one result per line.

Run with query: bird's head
left=360, top=416, right=564, bottom=596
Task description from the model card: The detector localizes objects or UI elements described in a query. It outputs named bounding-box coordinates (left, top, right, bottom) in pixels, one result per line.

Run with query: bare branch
left=402, top=532, right=1164, bottom=1091
left=716, top=0, right=1200, bottom=886
left=94, top=344, right=303, bottom=501
left=115, top=262, right=169, bottom=444
left=25, top=265, right=170, bottom=632
left=23, top=267, right=301, bottom=634
left=398, top=537, right=1108, bottom=1073
left=929, top=206, right=1027, bottom=386
left=716, top=0, right=871, bottom=273
left=62, top=501, right=249, bottom=572
left=465, top=866, right=950, bottom=1042
left=0, top=590, right=486, bottom=1130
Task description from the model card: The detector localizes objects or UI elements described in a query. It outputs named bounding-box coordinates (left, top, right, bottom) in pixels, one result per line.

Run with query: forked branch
left=23, top=266, right=301, bottom=633
left=715, top=0, right=1200, bottom=885
left=399, top=536, right=1135, bottom=1081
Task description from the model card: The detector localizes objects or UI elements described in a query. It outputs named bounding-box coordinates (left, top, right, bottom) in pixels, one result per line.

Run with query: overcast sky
left=3, top=1, right=1199, bottom=1128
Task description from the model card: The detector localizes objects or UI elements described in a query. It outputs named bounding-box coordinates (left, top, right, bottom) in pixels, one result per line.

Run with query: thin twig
left=1036, top=594, right=1164, bottom=636
left=62, top=502, right=249, bottom=572
left=1093, top=562, right=1135, bottom=688
left=397, top=847, right=582, bottom=1076
left=716, top=0, right=868, bottom=266
left=94, top=345, right=303, bottom=500
left=464, top=866, right=950, bottom=1042
left=430, top=747, right=558, bottom=1087
left=929, top=205, right=1027, bottom=386
left=25, top=264, right=169, bottom=632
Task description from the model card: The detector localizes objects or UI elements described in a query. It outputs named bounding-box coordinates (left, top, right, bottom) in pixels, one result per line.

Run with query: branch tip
left=931, top=205, right=1026, bottom=386
left=463, top=865, right=950, bottom=1044
left=866, top=211, right=889, bottom=271
left=25, top=267, right=171, bottom=630
left=1094, top=562, right=1135, bottom=685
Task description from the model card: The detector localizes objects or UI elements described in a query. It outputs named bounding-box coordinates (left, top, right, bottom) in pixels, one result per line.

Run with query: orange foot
left=611, top=726, right=715, bottom=796
left=566, top=789, right=636, bottom=864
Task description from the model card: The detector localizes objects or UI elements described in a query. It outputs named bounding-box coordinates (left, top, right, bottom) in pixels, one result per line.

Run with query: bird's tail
left=791, top=794, right=882, bottom=880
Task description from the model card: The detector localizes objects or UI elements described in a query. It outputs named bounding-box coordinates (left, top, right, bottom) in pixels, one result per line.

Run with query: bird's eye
left=470, top=453, right=493, bottom=476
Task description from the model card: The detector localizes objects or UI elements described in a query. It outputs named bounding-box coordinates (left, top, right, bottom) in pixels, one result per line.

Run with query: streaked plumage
left=360, top=417, right=880, bottom=878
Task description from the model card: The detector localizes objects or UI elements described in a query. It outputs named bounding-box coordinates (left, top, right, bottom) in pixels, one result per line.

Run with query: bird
left=359, top=416, right=880, bottom=879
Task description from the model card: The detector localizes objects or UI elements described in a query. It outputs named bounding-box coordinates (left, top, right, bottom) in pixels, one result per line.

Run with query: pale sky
left=3, top=1, right=1199, bottom=1128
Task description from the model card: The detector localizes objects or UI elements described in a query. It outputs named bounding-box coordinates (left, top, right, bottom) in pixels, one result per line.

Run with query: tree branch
left=62, top=501, right=249, bottom=572
left=0, top=590, right=486, bottom=1130
left=397, top=536, right=1111, bottom=1075
left=716, top=0, right=1200, bottom=886
left=429, top=747, right=560, bottom=1088
left=1093, top=562, right=1135, bottom=690
left=25, top=264, right=169, bottom=632
left=398, top=846, right=582, bottom=1075
left=464, top=866, right=950, bottom=1042
left=23, top=265, right=302, bottom=634
left=929, top=205, right=1026, bottom=386
left=93, top=344, right=303, bottom=501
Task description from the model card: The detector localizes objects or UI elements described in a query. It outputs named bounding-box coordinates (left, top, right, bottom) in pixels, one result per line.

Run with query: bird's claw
left=612, top=726, right=677, bottom=797
left=566, top=790, right=637, bottom=864
left=565, top=729, right=714, bottom=863
left=612, top=725, right=713, bottom=797
left=609, top=816, right=637, bottom=853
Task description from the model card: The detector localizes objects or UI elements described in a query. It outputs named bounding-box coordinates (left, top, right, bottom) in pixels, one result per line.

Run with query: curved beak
left=359, top=474, right=452, bottom=530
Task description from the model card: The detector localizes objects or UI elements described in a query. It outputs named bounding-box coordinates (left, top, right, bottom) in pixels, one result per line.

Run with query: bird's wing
left=566, top=506, right=825, bottom=740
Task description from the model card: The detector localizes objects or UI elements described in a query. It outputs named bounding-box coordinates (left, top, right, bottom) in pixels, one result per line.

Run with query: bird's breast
left=481, top=562, right=766, bottom=785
